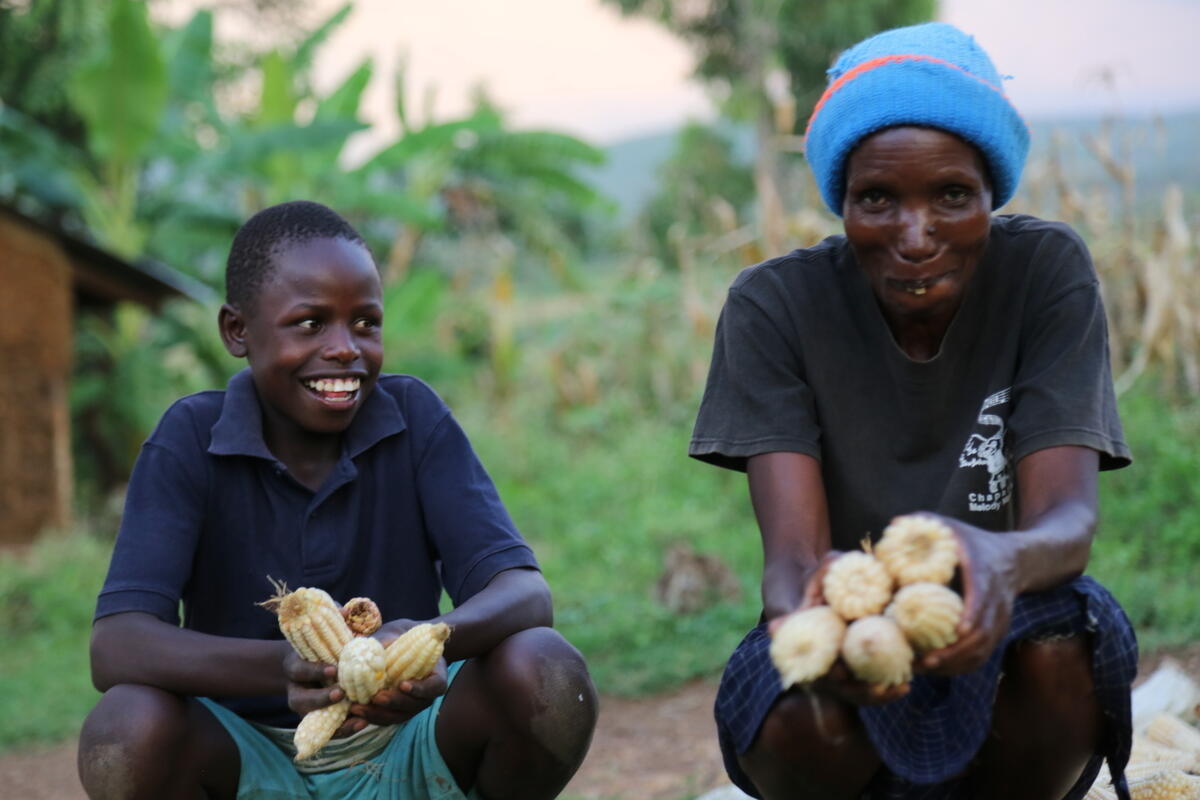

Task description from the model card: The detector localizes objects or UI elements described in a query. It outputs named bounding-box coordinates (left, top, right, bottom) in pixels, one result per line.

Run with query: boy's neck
left=261, top=409, right=344, bottom=492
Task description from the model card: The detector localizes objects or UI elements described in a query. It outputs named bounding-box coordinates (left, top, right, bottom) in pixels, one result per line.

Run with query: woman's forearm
left=90, top=612, right=292, bottom=697
left=1008, top=445, right=1099, bottom=593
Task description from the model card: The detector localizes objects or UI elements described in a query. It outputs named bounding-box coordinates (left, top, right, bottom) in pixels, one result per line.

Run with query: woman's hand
left=916, top=515, right=1019, bottom=675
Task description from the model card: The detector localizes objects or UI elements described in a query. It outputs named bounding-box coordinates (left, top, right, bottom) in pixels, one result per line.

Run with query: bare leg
left=736, top=689, right=882, bottom=800
left=436, top=627, right=598, bottom=800
left=969, top=635, right=1102, bottom=800
left=77, top=684, right=239, bottom=800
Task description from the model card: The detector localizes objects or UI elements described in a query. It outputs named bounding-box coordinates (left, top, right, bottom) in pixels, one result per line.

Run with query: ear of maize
left=1143, top=713, right=1200, bottom=757
left=875, top=515, right=959, bottom=586
left=293, top=698, right=351, bottom=762
left=769, top=606, right=846, bottom=688
left=841, top=615, right=913, bottom=687
left=384, top=622, right=451, bottom=685
left=262, top=583, right=353, bottom=664
left=338, top=636, right=388, bottom=704
left=1126, top=769, right=1200, bottom=799
left=822, top=551, right=894, bottom=621
left=342, top=597, right=383, bottom=637
left=886, top=582, right=963, bottom=652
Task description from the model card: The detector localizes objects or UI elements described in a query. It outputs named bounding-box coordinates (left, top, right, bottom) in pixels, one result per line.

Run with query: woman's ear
left=218, top=303, right=249, bottom=358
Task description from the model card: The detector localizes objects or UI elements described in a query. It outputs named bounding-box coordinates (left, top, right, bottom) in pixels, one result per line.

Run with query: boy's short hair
left=225, top=200, right=370, bottom=311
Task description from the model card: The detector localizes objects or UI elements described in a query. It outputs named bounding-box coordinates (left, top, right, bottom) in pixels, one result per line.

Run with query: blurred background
left=1, top=0, right=1197, bottom=796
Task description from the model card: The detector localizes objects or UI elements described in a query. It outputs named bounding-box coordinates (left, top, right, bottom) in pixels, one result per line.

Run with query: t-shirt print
left=958, top=387, right=1013, bottom=513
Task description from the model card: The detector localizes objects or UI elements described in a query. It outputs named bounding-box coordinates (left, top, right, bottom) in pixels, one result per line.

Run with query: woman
left=689, top=22, right=1137, bottom=800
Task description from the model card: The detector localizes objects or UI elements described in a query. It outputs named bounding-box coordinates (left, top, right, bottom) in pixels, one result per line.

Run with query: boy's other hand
left=350, top=657, right=448, bottom=727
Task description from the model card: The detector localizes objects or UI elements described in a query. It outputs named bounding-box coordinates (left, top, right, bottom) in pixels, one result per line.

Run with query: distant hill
left=589, top=111, right=1200, bottom=220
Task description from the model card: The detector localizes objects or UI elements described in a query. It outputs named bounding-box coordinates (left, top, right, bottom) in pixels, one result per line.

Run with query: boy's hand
left=283, top=648, right=345, bottom=713
left=349, top=658, right=449, bottom=727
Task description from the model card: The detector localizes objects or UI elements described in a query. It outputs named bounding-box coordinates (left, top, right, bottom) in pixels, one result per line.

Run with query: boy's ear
left=218, top=303, right=249, bottom=358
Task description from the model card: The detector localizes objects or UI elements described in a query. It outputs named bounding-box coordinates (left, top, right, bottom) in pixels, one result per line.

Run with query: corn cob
left=292, top=698, right=351, bottom=762
left=769, top=606, right=847, bottom=689
left=342, top=597, right=383, bottom=637
left=841, top=615, right=913, bottom=687
left=876, top=515, right=959, bottom=586
left=886, top=582, right=963, bottom=652
left=338, top=636, right=388, bottom=704
left=1083, top=780, right=1118, bottom=800
left=1123, top=759, right=1200, bottom=784
left=1126, top=769, right=1200, bottom=799
left=1144, top=713, right=1200, bottom=758
left=822, top=551, right=894, bottom=621
left=261, top=581, right=353, bottom=664
left=384, top=622, right=451, bottom=685
left=1131, top=738, right=1200, bottom=773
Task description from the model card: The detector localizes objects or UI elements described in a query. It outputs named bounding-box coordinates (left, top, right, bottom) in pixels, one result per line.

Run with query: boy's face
left=221, top=236, right=384, bottom=437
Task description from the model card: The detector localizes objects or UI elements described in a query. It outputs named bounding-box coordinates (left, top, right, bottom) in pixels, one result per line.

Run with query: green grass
left=1, top=382, right=1196, bottom=754
left=0, top=531, right=106, bottom=749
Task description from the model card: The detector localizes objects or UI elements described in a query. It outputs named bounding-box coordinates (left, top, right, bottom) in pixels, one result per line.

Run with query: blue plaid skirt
left=715, top=576, right=1138, bottom=800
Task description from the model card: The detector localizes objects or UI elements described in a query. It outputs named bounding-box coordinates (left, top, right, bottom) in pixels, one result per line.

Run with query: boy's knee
left=78, top=685, right=190, bottom=799
left=482, top=627, right=598, bottom=757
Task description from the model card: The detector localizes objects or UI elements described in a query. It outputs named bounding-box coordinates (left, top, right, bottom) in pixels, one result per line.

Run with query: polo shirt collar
left=208, top=368, right=406, bottom=460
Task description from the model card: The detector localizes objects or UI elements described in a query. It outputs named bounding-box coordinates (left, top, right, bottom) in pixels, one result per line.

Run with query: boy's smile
left=221, top=236, right=384, bottom=445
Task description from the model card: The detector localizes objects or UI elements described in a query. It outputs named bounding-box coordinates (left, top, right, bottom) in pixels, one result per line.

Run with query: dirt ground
left=4, top=646, right=1198, bottom=800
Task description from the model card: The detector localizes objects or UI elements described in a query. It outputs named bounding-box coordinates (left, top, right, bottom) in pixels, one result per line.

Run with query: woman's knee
left=738, top=690, right=880, bottom=800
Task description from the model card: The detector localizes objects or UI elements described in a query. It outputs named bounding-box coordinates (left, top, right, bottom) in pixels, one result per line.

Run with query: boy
left=78, top=201, right=598, bottom=799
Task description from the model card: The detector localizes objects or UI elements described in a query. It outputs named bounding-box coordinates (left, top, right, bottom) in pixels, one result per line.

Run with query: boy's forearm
left=90, top=612, right=292, bottom=697
left=433, top=568, right=553, bottom=662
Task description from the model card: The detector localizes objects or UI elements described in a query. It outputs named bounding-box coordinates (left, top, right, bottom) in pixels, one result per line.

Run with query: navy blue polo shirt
left=95, top=368, right=538, bottom=725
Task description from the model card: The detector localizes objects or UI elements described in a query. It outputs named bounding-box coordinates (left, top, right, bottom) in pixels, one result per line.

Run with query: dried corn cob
left=876, top=515, right=959, bottom=586
left=769, top=606, right=847, bottom=689
left=261, top=580, right=353, bottom=664
left=822, top=551, right=894, bottom=621
left=886, top=582, right=963, bottom=652
left=293, top=698, right=351, bottom=762
left=1144, top=713, right=1200, bottom=757
left=1131, top=738, right=1200, bottom=773
left=841, top=615, right=913, bottom=687
left=384, top=622, right=451, bottom=685
left=1124, top=758, right=1200, bottom=784
left=338, top=636, right=388, bottom=704
left=1126, top=769, right=1200, bottom=799
left=342, top=597, right=383, bottom=637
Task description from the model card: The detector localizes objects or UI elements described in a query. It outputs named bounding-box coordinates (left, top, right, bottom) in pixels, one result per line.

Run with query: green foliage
left=639, top=121, right=755, bottom=267
left=0, top=530, right=108, bottom=749
left=1090, top=382, right=1200, bottom=650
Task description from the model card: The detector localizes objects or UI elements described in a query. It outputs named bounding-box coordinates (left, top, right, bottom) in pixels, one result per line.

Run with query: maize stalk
left=261, top=580, right=353, bottom=664
left=385, top=622, right=451, bottom=685
left=822, top=551, right=893, bottom=621
left=338, top=636, right=388, bottom=704
left=342, top=597, right=383, bottom=637
left=293, top=698, right=351, bottom=762
left=876, top=515, right=959, bottom=586
left=769, top=606, right=846, bottom=688
left=841, top=615, right=913, bottom=687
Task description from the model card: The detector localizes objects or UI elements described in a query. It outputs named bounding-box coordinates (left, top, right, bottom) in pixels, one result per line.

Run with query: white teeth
left=305, top=378, right=361, bottom=393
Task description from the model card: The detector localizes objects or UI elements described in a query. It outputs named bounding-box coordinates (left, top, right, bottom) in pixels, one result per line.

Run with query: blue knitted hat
left=803, top=22, right=1029, bottom=216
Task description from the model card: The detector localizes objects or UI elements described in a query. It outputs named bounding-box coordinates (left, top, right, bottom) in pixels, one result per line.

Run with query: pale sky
left=166, top=0, right=1199, bottom=151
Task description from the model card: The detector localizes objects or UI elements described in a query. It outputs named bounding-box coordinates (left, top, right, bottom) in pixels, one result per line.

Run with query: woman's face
left=842, top=126, right=993, bottom=324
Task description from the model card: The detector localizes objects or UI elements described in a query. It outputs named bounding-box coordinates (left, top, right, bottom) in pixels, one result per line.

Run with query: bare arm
left=923, top=445, right=1099, bottom=672
left=430, top=567, right=553, bottom=663
left=747, top=451, right=832, bottom=622
left=90, top=611, right=293, bottom=696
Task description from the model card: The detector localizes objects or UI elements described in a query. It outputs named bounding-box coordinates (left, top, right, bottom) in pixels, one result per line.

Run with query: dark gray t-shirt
left=689, top=214, right=1130, bottom=549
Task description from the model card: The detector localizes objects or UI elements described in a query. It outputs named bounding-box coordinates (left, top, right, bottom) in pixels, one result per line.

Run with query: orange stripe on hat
left=804, top=54, right=1020, bottom=142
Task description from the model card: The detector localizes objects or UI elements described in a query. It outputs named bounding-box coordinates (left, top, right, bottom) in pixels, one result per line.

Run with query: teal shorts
left=199, top=662, right=478, bottom=800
